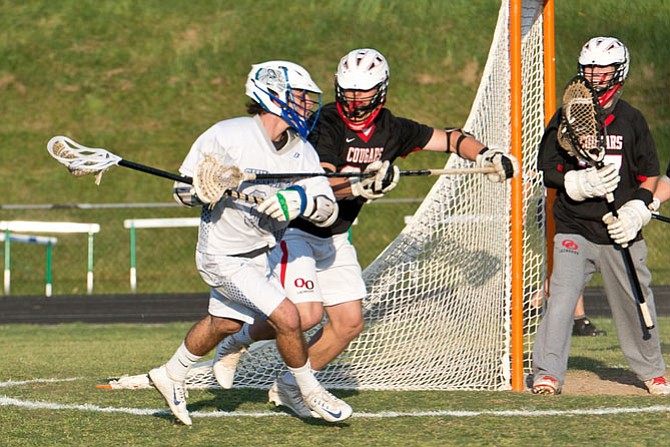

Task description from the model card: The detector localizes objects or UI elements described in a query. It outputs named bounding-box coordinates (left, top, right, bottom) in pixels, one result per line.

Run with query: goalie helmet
left=577, top=37, right=629, bottom=106
left=335, top=48, right=390, bottom=131
left=245, top=61, right=323, bottom=139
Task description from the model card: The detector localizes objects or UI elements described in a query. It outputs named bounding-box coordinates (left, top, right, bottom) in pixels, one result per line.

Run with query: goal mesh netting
left=110, top=0, right=546, bottom=391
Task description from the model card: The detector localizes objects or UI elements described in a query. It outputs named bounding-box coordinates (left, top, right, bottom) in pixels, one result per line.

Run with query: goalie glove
left=257, top=185, right=311, bottom=222
left=349, top=160, right=400, bottom=201
left=564, top=164, right=620, bottom=202
left=602, top=199, right=652, bottom=247
left=303, top=195, right=338, bottom=227
left=475, top=148, right=519, bottom=182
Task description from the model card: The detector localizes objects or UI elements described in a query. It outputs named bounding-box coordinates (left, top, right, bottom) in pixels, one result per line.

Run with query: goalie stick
left=558, top=75, right=653, bottom=338
left=651, top=212, right=670, bottom=224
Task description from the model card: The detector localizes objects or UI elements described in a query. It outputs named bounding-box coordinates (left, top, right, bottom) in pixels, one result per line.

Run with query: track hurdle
left=1, top=232, right=58, bottom=296
left=123, top=217, right=199, bottom=293
left=0, top=221, right=100, bottom=295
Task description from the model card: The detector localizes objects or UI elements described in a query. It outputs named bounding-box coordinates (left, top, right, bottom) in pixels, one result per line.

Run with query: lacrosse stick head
left=193, top=155, right=245, bottom=207
left=47, top=136, right=122, bottom=184
left=557, top=75, right=606, bottom=166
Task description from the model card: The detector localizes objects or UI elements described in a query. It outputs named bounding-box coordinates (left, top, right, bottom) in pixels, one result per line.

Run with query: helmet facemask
left=577, top=37, right=629, bottom=112
left=334, top=48, right=390, bottom=131
left=335, top=82, right=387, bottom=131
left=246, top=61, right=322, bottom=139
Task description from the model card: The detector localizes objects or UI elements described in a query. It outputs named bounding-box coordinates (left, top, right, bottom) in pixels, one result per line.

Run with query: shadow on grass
left=568, top=355, right=647, bottom=391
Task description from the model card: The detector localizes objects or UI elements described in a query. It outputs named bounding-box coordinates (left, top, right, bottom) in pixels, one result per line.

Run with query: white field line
left=2, top=378, right=670, bottom=419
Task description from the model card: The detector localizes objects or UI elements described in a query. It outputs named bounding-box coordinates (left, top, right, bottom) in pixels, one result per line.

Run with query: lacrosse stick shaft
left=246, top=166, right=497, bottom=180
left=652, top=212, right=670, bottom=224
left=604, top=195, right=654, bottom=336
left=116, top=160, right=261, bottom=205
left=117, top=159, right=186, bottom=183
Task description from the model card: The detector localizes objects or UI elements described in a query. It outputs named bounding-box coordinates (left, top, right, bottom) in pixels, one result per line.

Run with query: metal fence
left=0, top=199, right=422, bottom=296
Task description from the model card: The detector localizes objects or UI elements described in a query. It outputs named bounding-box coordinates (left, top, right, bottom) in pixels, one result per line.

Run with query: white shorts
left=196, top=250, right=285, bottom=325
left=268, top=228, right=367, bottom=307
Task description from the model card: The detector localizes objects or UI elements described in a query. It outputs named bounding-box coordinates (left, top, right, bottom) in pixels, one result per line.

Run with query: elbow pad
left=173, top=181, right=204, bottom=208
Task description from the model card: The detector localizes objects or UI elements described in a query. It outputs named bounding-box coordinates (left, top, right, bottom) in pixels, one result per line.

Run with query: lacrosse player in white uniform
left=211, top=48, right=519, bottom=418
left=148, top=60, right=352, bottom=425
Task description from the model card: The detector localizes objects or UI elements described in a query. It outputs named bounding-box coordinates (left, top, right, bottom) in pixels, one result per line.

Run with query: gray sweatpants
left=532, top=233, right=666, bottom=386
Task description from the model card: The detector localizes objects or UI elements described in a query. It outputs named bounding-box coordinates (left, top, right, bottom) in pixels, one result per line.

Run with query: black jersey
left=538, top=99, right=659, bottom=245
left=291, top=103, right=434, bottom=238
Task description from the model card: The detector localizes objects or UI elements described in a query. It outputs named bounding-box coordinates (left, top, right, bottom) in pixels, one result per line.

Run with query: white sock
left=165, top=342, right=201, bottom=383
left=287, top=360, right=320, bottom=396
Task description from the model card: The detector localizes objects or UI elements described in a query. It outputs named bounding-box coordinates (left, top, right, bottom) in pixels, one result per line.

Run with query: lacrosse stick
left=558, top=75, right=653, bottom=337
left=47, top=136, right=261, bottom=205
left=651, top=212, right=670, bottom=224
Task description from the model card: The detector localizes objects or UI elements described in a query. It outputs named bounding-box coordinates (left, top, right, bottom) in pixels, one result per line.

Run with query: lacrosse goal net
left=110, top=0, right=547, bottom=391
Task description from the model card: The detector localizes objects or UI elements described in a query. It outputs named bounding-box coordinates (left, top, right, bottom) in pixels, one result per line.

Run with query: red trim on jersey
left=604, top=114, right=615, bottom=126
left=637, top=175, right=648, bottom=183
left=279, top=240, right=289, bottom=287
left=557, top=164, right=564, bottom=172
left=356, top=124, right=376, bottom=143
left=401, top=147, right=422, bottom=158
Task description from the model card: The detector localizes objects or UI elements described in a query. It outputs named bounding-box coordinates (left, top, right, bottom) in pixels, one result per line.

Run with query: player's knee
left=268, top=299, right=302, bottom=334
left=298, top=303, right=325, bottom=331
left=209, top=315, right=243, bottom=337
left=332, top=315, right=364, bottom=342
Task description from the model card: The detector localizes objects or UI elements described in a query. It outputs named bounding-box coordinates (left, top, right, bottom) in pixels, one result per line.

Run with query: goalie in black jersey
left=532, top=37, right=668, bottom=396
left=212, top=48, right=518, bottom=417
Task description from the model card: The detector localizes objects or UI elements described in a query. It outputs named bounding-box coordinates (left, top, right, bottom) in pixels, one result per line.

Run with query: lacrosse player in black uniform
left=532, top=37, right=669, bottom=395
left=212, top=48, right=519, bottom=416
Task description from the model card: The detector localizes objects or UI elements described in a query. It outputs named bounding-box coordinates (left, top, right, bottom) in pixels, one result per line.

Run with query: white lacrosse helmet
left=335, top=48, right=390, bottom=130
left=578, top=37, right=629, bottom=95
left=245, top=60, right=323, bottom=139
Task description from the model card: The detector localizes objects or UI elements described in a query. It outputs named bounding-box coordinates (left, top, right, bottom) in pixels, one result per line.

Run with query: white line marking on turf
left=0, top=378, right=77, bottom=388
left=2, top=396, right=670, bottom=419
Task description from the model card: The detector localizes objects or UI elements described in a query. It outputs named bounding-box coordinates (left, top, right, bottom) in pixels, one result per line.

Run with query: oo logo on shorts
left=561, top=239, right=579, bottom=251
left=294, top=278, right=315, bottom=290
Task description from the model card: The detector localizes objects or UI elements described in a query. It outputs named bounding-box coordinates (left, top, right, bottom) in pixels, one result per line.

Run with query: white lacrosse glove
left=350, top=160, right=400, bottom=201
left=257, top=185, right=312, bottom=222
left=649, top=197, right=661, bottom=212
left=303, top=195, right=338, bottom=227
left=563, top=164, right=620, bottom=202
left=475, top=148, right=520, bottom=182
left=602, top=199, right=652, bottom=246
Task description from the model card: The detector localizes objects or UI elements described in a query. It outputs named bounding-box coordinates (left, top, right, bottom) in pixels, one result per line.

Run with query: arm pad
left=173, top=180, right=204, bottom=207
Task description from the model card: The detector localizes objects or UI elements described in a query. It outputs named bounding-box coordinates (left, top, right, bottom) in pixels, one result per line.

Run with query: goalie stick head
left=557, top=75, right=606, bottom=166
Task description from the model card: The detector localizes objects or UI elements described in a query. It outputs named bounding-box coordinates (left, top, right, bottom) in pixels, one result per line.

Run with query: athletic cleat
left=532, top=375, right=560, bottom=395
left=572, top=318, right=607, bottom=336
left=212, top=338, right=247, bottom=389
left=148, top=366, right=192, bottom=426
left=644, top=376, right=670, bottom=396
left=269, top=375, right=320, bottom=419
left=303, top=385, right=353, bottom=422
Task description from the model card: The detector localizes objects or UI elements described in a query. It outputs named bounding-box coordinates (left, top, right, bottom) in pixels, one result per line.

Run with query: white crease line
left=2, top=396, right=670, bottom=418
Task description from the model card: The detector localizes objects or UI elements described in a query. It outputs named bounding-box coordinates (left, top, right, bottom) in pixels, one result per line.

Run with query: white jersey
left=179, top=115, right=334, bottom=256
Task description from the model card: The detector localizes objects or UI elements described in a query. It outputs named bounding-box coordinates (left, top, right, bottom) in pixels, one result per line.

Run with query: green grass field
left=1, top=318, right=670, bottom=446
left=1, top=0, right=670, bottom=293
